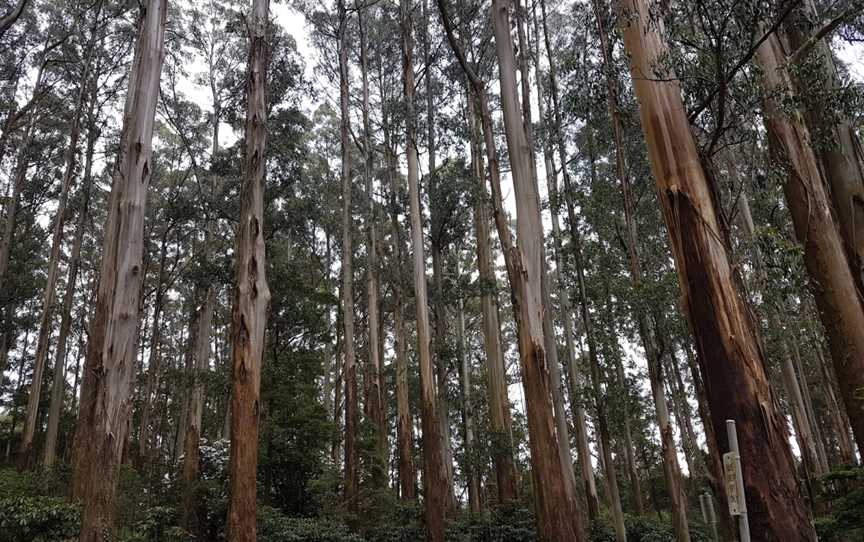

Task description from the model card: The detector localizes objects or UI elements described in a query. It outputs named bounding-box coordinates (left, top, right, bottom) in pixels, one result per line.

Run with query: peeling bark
left=786, top=0, right=864, bottom=299
left=489, top=1, right=582, bottom=539
left=756, top=30, right=864, bottom=459
left=225, top=0, right=271, bottom=539
left=402, top=1, right=451, bottom=536
left=617, top=1, right=815, bottom=538
left=71, top=2, right=168, bottom=539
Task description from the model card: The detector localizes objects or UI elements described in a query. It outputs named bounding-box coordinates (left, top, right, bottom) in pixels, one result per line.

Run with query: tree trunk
left=383, top=103, right=417, bottom=501
left=489, top=2, right=582, bottom=539
left=617, top=1, right=815, bottom=538
left=72, top=275, right=98, bottom=421
left=562, top=112, right=627, bottom=542
left=44, top=109, right=98, bottom=468
left=815, top=341, right=857, bottom=465
left=515, top=0, right=578, bottom=504
left=790, top=336, right=830, bottom=472
left=225, top=0, right=271, bottom=539
left=21, top=24, right=100, bottom=462
left=0, top=332, right=7, bottom=392
left=438, top=2, right=582, bottom=536
left=71, top=2, right=167, bottom=539
left=756, top=30, right=864, bottom=458
left=786, top=0, right=864, bottom=297
left=175, top=304, right=199, bottom=463
left=181, top=283, right=214, bottom=533
left=393, top=294, right=415, bottom=500
left=457, top=299, right=481, bottom=513
left=588, top=0, right=689, bottom=534
left=331, top=323, right=343, bottom=465
left=666, top=350, right=700, bottom=478
left=535, top=2, right=607, bottom=521
left=612, top=354, right=646, bottom=517
left=682, top=343, right=736, bottom=539
left=466, top=86, right=518, bottom=504
left=322, top=234, right=334, bottom=444
left=575, top=218, right=626, bottom=541
left=6, top=330, right=27, bottom=462
left=732, top=158, right=827, bottom=526
left=138, top=234, right=170, bottom=462
left=779, top=337, right=825, bottom=481
left=336, top=0, right=360, bottom=511
left=422, top=1, right=458, bottom=508
left=401, top=2, right=451, bottom=538
left=645, top=346, right=689, bottom=539
left=355, top=1, right=386, bottom=474
left=532, top=21, right=599, bottom=518
left=0, top=57, right=46, bottom=296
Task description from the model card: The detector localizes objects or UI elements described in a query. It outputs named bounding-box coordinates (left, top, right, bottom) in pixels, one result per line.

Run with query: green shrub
left=0, top=465, right=71, bottom=498
left=118, top=505, right=187, bottom=542
left=0, top=468, right=32, bottom=496
left=258, top=506, right=364, bottom=542
left=362, top=501, right=424, bottom=542
left=589, top=514, right=711, bottom=541
left=0, top=496, right=80, bottom=542
left=815, top=466, right=864, bottom=542
left=445, top=504, right=536, bottom=542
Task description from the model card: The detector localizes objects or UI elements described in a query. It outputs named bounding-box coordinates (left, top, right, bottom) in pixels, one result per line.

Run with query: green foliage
left=589, top=514, right=711, bottom=542
left=362, top=502, right=425, bottom=542
left=0, top=496, right=80, bottom=542
left=0, top=465, right=71, bottom=498
left=815, top=466, right=864, bottom=541
left=258, top=506, right=364, bottom=542
left=445, top=504, right=536, bottom=542
left=120, top=506, right=189, bottom=542
left=259, top=348, right=333, bottom=516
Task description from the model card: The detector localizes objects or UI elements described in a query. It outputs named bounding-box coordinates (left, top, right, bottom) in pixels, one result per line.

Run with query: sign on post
left=726, top=420, right=751, bottom=542
left=723, top=451, right=741, bottom=516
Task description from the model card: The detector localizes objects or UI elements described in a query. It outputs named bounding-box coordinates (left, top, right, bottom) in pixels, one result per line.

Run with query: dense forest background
left=0, top=0, right=863, bottom=540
